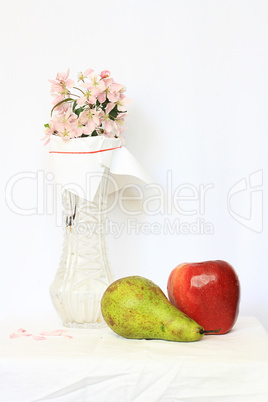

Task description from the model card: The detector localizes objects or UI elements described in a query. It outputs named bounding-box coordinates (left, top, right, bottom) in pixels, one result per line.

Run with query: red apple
left=167, top=260, right=240, bottom=334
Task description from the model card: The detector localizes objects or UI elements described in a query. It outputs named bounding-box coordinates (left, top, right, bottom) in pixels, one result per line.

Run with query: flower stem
left=73, top=86, right=86, bottom=96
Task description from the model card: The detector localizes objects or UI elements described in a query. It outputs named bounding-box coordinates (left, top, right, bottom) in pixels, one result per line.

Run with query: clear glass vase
left=50, top=168, right=113, bottom=328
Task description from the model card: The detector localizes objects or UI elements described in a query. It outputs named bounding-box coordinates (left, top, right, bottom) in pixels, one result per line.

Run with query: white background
left=1, top=0, right=267, bottom=330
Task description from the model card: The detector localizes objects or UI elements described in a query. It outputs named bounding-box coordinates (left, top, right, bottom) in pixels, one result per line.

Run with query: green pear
left=101, top=276, right=206, bottom=342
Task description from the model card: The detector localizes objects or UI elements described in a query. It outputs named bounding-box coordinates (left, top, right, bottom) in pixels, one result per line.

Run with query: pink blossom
left=106, top=102, right=115, bottom=114
left=107, top=91, right=119, bottom=103
left=80, top=75, right=105, bottom=98
left=97, top=91, right=106, bottom=104
left=110, top=83, right=124, bottom=93
left=49, top=68, right=75, bottom=89
left=51, top=94, right=65, bottom=106
left=83, top=120, right=96, bottom=135
left=116, top=94, right=132, bottom=111
left=104, top=77, right=114, bottom=87
left=118, top=127, right=126, bottom=145
left=79, top=109, right=100, bottom=126
left=97, top=77, right=114, bottom=103
left=76, top=117, right=94, bottom=136
left=49, top=68, right=75, bottom=102
left=84, top=68, right=94, bottom=76
left=102, top=111, right=119, bottom=134
left=58, top=124, right=77, bottom=139
left=56, top=68, right=71, bottom=82
left=53, top=107, right=78, bottom=139
left=88, top=72, right=106, bottom=91
left=77, top=87, right=99, bottom=105
left=99, top=79, right=126, bottom=104
left=115, top=113, right=127, bottom=132
left=100, top=70, right=111, bottom=79
left=44, top=68, right=130, bottom=143
left=41, top=120, right=57, bottom=145
left=53, top=101, right=70, bottom=114
left=77, top=68, right=94, bottom=82
left=103, top=118, right=113, bottom=133
left=77, top=109, right=101, bottom=135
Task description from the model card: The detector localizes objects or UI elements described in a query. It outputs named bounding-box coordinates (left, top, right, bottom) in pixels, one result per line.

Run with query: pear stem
left=200, top=328, right=222, bottom=334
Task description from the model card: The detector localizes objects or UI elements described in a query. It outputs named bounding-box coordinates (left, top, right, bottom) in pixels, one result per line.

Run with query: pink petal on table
left=10, top=333, right=22, bottom=339
left=10, top=332, right=32, bottom=338
left=39, top=330, right=67, bottom=336
left=52, top=330, right=67, bottom=336
left=39, top=331, right=53, bottom=336
left=64, top=335, right=73, bottom=339
left=17, top=328, right=27, bottom=333
left=32, top=335, right=46, bottom=341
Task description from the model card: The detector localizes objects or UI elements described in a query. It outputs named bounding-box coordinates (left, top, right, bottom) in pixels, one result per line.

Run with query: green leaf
left=72, top=100, right=77, bottom=113
left=74, top=107, right=84, bottom=117
left=50, top=98, right=75, bottom=116
left=44, top=123, right=50, bottom=128
left=99, top=97, right=109, bottom=110
left=81, top=134, right=89, bottom=138
left=91, top=130, right=98, bottom=137
left=109, top=104, right=119, bottom=120
left=103, top=98, right=109, bottom=107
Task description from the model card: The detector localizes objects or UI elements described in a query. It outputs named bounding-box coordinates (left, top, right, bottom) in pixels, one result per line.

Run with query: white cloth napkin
left=49, top=136, right=150, bottom=201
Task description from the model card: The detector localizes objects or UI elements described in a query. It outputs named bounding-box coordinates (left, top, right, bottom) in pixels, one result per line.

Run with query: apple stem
left=200, top=328, right=221, bottom=334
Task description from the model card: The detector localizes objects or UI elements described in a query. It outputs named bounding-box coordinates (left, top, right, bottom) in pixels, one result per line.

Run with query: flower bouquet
left=43, top=68, right=131, bottom=145
left=46, top=68, right=132, bottom=328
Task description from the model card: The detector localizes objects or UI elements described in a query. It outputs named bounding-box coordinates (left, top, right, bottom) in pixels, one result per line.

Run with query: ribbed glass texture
left=50, top=169, right=113, bottom=328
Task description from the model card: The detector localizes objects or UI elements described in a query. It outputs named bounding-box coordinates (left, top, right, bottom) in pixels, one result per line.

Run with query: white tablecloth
left=0, top=314, right=268, bottom=402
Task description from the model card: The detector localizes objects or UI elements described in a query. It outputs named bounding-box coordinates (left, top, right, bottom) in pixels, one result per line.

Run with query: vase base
left=62, top=320, right=107, bottom=329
